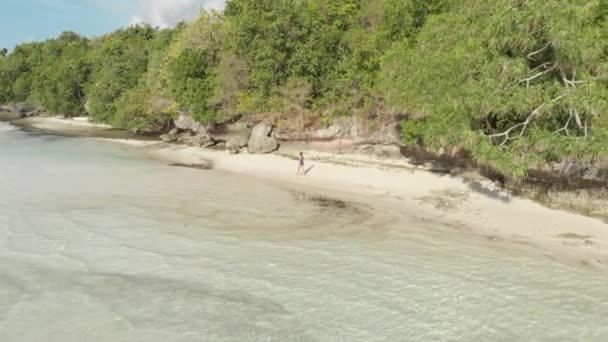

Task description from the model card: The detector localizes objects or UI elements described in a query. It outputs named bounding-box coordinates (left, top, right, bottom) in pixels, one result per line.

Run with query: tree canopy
left=2, top=0, right=608, bottom=179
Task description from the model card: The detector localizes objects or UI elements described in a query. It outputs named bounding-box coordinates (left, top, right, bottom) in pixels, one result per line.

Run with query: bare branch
left=552, top=94, right=567, bottom=103
left=573, top=108, right=583, bottom=129
left=584, top=120, right=588, bottom=138
left=530, top=62, right=554, bottom=72
left=553, top=110, right=573, bottom=135
left=488, top=95, right=566, bottom=146
left=489, top=108, right=540, bottom=146
left=560, top=70, right=578, bottom=88
left=519, top=65, right=556, bottom=87
left=527, top=42, right=552, bottom=60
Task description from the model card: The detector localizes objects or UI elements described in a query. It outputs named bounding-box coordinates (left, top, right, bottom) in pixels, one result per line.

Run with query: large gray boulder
left=208, top=122, right=251, bottom=154
left=248, top=123, right=278, bottom=154
left=167, top=113, right=217, bottom=147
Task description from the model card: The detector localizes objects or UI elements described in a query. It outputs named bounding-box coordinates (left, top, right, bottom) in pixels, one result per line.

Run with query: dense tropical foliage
left=2, top=0, right=608, bottom=179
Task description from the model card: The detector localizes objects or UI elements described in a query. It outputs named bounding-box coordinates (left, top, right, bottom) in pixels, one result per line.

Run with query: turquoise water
left=1, top=123, right=607, bottom=341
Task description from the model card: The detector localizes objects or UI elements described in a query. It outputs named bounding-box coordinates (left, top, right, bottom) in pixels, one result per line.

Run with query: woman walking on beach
left=297, top=152, right=305, bottom=176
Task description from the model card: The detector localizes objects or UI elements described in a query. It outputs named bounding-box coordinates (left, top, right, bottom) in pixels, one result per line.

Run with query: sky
left=0, top=0, right=226, bottom=50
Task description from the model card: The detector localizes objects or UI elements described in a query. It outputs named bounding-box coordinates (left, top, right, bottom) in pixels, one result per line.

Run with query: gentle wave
left=0, top=122, right=16, bottom=131
left=2, top=128, right=608, bottom=341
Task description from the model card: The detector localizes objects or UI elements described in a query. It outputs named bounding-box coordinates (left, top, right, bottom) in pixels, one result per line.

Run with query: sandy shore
left=21, top=116, right=113, bottom=130
left=13, top=116, right=608, bottom=268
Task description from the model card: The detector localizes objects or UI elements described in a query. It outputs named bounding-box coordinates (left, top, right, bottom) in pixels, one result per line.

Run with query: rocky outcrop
left=162, top=113, right=210, bottom=146
left=185, top=132, right=216, bottom=147
left=174, top=113, right=207, bottom=134
left=208, top=121, right=251, bottom=154
left=0, top=105, right=20, bottom=120
left=161, top=115, right=215, bottom=147
left=164, top=114, right=400, bottom=156
left=536, top=160, right=608, bottom=183
left=226, top=135, right=249, bottom=154
left=273, top=117, right=401, bottom=146
left=273, top=116, right=402, bottom=158
left=161, top=128, right=180, bottom=143
left=248, top=122, right=278, bottom=154
left=208, top=121, right=248, bottom=141
left=0, top=104, right=42, bottom=120
left=163, top=114, right=253, bottom=152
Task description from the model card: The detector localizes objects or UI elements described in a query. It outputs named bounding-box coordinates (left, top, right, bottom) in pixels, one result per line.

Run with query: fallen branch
left=488, top=95, right=566, bottom=146
left=553, top=110, right=573, bottom=135
left=489, top=108, right=540, bottom=146
left=527, top=42, right=552, bottom=60
left=573, top=108, right=583, bottom=129
left=530, top=62, right=554, bottom=72
left=584, top=120, right=589, bottom=138
left=519, top=65, right=556, bottom=87
left=518, top=65, right=555, bottom=88
left=561, top=71, right=576, bottom=88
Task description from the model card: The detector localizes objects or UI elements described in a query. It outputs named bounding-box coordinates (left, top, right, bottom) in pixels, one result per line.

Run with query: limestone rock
left=161, top=128, right=180, bottom=143
left=248, top=123, right=278, bottom=154
left=374, top=122, right=401, bottom=145
left=174, top=113, right=206, bottom=134
left=313, top=119, right=352, bottom=140
left=173, top=132, right=213, bottom=147
left=0, top=105, right=21, bottom=120
left=226, top=135, right=249, bottom=154
left=273, top=117, right=401, bottom=146
left=208, top=122, right=250, bottom=142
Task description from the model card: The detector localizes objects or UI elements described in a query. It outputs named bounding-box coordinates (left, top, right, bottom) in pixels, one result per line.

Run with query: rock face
left=161, top=128, right=180, bottom=142
left=174, top=113, right=207, bottom=134
left=160, top=113, right=214, bottom=147
left=208, top=121, right=248, bottom=141
left=274, top=117, right=401, bottom=145
left=184, top=132, right=215, bottom=147
left=538, top=160, right=608, bottom=183
left=163, top=113, right=400, bottom=156
left=273, top=116, right=402, bottom=157
left=226, top=135, right=249, bottom=154
left=163, top=114, right=254, bottom=152
left=0, top=104, right=41, bottom=120
left=0, top=105, right=21, bottom=120
left=248, top=122, right=278, bottom=154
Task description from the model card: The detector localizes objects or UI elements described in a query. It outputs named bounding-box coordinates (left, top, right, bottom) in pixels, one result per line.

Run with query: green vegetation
left=2, top=0, right=608, bottom=179
left=381, top=0, right=608, bottom=179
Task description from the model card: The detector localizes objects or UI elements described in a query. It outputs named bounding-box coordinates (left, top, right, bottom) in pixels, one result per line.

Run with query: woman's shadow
left=304, top=165, right=315, bottom=175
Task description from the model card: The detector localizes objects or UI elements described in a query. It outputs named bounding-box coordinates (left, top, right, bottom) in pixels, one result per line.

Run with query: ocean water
left=1, top=123, right=608, bottom=342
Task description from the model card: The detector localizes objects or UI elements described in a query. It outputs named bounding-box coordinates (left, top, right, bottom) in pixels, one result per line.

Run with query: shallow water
left=1, top=124, right=608, bottom=342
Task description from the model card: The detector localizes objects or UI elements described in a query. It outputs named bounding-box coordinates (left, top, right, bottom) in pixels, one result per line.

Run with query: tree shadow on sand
left=400, top=146, right=512, bottom=203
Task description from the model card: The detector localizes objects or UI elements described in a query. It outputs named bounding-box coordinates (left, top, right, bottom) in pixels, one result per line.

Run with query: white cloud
left=86, top=0, right=225, bottom=28
left=129, top=0, right=226, bottom=28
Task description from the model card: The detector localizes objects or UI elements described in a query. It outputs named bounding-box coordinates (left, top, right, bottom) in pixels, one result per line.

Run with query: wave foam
left=0, top=122, right=16, bottom=131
